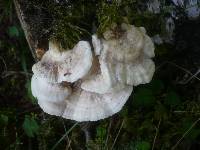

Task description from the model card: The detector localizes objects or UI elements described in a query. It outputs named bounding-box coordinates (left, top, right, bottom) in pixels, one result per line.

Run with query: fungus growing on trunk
left=31, top=23, right=155, bottom=122
left=32, top=40, right=93, bottom=83
left=81, top=23, right=155, bottom=94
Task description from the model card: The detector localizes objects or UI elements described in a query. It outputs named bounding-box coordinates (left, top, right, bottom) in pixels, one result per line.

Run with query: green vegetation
left=0, top=0, right=200, bottom=150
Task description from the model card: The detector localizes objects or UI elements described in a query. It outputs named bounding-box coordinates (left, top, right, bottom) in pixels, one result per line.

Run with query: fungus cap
left=31, top=75, right=71, bottom=102
left=32, top=40, right=93, bottom=83
left=35, top=85, right=133, bottom=122
left=81, top=23, right=155, bottom=94
left=32, top=75, right=133, bottom=121
left=63, top=85, right=133, bottom=121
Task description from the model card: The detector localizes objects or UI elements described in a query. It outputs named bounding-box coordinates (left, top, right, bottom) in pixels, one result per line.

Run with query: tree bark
left=13, top=0, right=37, bottom=61
left=13, top=0, right=49, bottom=61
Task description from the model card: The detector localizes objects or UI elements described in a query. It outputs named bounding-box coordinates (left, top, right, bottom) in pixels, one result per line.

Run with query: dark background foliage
left=0, top=0, right=200, bottom=149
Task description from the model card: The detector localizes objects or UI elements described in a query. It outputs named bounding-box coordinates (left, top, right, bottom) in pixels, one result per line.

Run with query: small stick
left=172, top=118, right=200, bottom=150
left=61, top=119, right=72, bottom=150
left=51, top=122, right=78, bottom=150
left=13, top=0, right=38, bottom=61
left=111, top=119, right=124, bottom=150
left=180, top=69, right=200, bottom=84
left=80, top=122, right=92, bottom=144
left=104, top=118, right=113, bottom=149
left=152, top=119, right=161, bottom=150
left=156, top=61, right=200, bottom=81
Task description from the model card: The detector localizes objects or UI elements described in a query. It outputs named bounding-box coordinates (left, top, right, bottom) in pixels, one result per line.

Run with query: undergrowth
left=0, top=0, right=200, bottom=150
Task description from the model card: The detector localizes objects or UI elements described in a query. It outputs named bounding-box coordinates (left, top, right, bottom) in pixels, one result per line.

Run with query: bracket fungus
left=81, top=23, right=155, bottom=94
left=32, top=40, right=93, bottom=83
left=31, top=23, right=155, bottom=122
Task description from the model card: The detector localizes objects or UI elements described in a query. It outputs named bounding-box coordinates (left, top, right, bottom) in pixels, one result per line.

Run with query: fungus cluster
left=31, top=23, right=155, bottom=122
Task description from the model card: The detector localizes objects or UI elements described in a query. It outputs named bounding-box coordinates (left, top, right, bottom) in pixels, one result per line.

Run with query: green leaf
left=51, top=122, right=78, bottom=150
left=96, top=126, right=106, bottom=140
left=0, top=114, right=8, bottom=125
left=135, top=141, right=151, bottom=150
left=123, top=118, right=137, bottom=133
left=139, top=120, right=154, bottom=132
left=154, top=104, right=168, bottom=120
left=164, top=91, right=181, bottom=106
left=8, top=26, right=19, bottom=37
left=148, top=79, right=164, bottom=94
left=23, top=115, right=39, bottom=138
left=119, top=106, right=128, bottom=117
left=133, top=88, right=155, bottom=107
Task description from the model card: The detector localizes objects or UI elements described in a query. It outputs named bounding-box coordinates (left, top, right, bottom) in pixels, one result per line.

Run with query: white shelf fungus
left=32, top=40, right=93, bottom=83
left=31, top=23, right=155, bottom=122
left=31, top=75, right=72, bottom=103
left=34, top=85, right=132, bottom=121
left=81, top=23, right=155, bottom=94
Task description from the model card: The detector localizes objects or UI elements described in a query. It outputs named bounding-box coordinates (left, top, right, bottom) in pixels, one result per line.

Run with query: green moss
left=20, top=0, right=95, bottom=49
left=49, top=1, right=95, bottom=49
left=97, top=1, right=124, bottom=36
left=21, top=0, right=140, bottom=48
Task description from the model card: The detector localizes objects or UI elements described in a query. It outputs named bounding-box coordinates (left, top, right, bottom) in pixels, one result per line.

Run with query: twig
left=173, top=110, right=200, bottom=114
left=156, top=61, right=200, bottom=82
left=80, top=122, right=91, bottom=144
left=61, top=119, right=72, bottom=150
left=65, top=138, right=72, bottom=150
left=180, top=69, right=200, bottom=84
left=13, top=0, right=37, bottom=61
left=152, top=119, right=161, bottom=150
left=51, top=122, right=78, bottom=150
left=171, top=118, right=200, bottom=150
left=104, top=118, right=113, bottom=150
left=111, top=119, right=124, bottom=150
